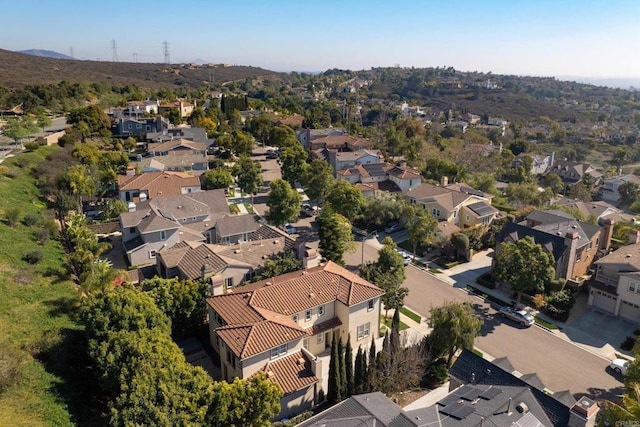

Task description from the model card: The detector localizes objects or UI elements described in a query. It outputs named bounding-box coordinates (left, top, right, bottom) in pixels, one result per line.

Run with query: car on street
left=384, top=223, right=403, bottom=234
left=266, top=149, right=279, bottom=159
left=283, top=223, right=296, bottom=234
left=499, top=306, right=535, bottom=327
left=610, top=358, right=630, bottom=375
left=300, top=203, right=315, bottom=217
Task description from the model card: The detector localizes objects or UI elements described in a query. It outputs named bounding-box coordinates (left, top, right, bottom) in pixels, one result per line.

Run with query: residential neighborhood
left=2, top=47, right=640, bottom=427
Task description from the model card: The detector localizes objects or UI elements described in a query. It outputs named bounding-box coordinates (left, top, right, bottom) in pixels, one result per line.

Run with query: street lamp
left=361, top=230, right=378, bottom=268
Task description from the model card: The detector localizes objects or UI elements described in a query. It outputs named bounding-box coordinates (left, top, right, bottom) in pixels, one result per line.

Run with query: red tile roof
left=254, top=351, right=319, bottom=394
left=207, top=262, right=383, bottom=359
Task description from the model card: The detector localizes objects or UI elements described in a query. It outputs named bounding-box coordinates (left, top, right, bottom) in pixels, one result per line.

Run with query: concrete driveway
left=562, top=294, right=637, bottom=358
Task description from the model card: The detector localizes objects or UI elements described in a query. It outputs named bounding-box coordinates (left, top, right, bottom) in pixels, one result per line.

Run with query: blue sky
left=1, top=0, right=639, bottom=78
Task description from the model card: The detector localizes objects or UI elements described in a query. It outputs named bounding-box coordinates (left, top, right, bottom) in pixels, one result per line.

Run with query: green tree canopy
left=493, top=236, right=555, bottom=305
left=402, top=203, right=438, bottom=258
left=619, top=181, right=640, bottom=208
left=233, top=155, right=262, bottom=196
left=208, top=374, right=282, bottom=426
left=426, top=301, right=483, bottom=367
left=280, top=140, right=308, bottom=187
left=318, top=205, right=354, bottom=266
left=326, top=180, right=364, bottom=221
left=256, top=253, right=302, bottom=281
left=202, top=167, right=234, bottom=190
left=266, top=178, right=302, bottom=227
left=301, top=159, right=335, bottom=204
left=360, top=237, right=407, bottom=315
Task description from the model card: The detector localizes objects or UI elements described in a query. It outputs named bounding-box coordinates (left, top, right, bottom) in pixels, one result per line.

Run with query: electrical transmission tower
left=132, top=53, right=138, bottom=63
left=111, top=40, right=118, bottom=62
left=162, top=41, right=170, bottom=65
left=69, top=47, right=74, bottom=59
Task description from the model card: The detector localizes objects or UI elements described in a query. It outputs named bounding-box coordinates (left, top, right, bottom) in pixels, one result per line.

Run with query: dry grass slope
left=0, top=49, right=279, bottom=89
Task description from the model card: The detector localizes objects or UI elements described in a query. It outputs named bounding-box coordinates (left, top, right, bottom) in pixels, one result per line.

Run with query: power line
left=111, top=40, right=118, bottom=62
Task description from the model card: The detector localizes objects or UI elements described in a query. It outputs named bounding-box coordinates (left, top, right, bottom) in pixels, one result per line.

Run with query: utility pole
left=132, top=53, right=138, bottom=63
left=111, top=40, right=118, bottom=62
left=162, top=41, right=170, bottom=65
left=69, top=46, right=74, bottom=59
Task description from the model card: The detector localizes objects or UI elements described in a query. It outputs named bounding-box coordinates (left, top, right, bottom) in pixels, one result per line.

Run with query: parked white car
left=610, top=358, right=630, bottom=375
left=499, top=306, right=535, bottom=327
left=283, top=223, right=296, bottom=234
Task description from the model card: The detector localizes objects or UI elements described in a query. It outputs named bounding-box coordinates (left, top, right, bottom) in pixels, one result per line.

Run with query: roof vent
left=266, top=371, right=275, bottom=378
left=265, top=282, right=272, bottom=286
left=309, top=293, right=315, bottom=299
left=297, top=357, right=305, bottom=365
left=626, top=254, right=632, bottom=258
left=234, top=249, right=241, bottom=254
left=516, top=402, right=528, bottom=413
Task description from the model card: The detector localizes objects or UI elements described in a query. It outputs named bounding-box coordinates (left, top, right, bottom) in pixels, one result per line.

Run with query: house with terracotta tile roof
left=308, top=134, right=373, bottom=152
left=117, top=171, right=202, bottom=203
left=404, top=179, right=499, bottom=228
left=132, top=153, right=209, bottom=176
left=119, top=189, right=229, bottom=266
left=147, top=138, right=207, bottom=157
left=550, top=160, right=602, bottom=185
left=206, top=261, right=384, bottom=419
left=336, top=162, right=422, bottom=194
left=296, top=128, right=347, bottom=150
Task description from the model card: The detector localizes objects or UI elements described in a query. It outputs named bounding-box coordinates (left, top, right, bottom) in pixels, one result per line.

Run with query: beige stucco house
left=590, top=232, right=640, bottom=323
left=206, top=261, right=384, bottom=419
left=403, top=179, right=499, bottom=228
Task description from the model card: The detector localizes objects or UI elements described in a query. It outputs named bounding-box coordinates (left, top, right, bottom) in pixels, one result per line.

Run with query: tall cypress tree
left=327, top=333, right=342, bottom=403
left=354, top=346, right=363, bottom=394
left=367, top=339, right=377, bottom=392
left=344, top=335, right=354, bottom=397
left=390, top=308, right=401, bottom=354
left=337, top=335, right=347, bottom=399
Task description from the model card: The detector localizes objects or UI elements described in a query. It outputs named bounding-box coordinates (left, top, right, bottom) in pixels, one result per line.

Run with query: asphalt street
left=344, top=240, right=625, bottom=401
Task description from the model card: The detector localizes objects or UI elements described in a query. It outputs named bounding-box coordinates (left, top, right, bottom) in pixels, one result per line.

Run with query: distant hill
left=0, top=49, right=279, bottom=89
left=17, top=49, right=73, bottom=60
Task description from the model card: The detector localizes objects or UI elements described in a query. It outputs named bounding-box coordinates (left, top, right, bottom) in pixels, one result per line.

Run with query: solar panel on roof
left=451, top=405, right=475, bottom=420
left=479, top=387, right=501, bottom=400
left=440, top=402, right=464, bottom=417
left=437, top=393, right=460, bottom=406
left=441, top=402, right=475, bottom=420
left=458, top=385, right=482, bottom=401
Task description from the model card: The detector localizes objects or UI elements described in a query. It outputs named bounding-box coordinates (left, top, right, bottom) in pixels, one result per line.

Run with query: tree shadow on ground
left=575, top=384, right=625, bottom=404
left=37, top=298, right=106, bottom=426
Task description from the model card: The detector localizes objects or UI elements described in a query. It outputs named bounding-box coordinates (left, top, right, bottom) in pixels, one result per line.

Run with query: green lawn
left=0, top=147, right=101, bottom=426
left=381, top=315, right=409, bottom=331
left=400, top=307, right=421, bottom=323
left=243, top=203, right=253, bottom=213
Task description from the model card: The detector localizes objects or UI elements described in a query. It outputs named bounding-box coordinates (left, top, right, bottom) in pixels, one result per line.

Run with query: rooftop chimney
left=440, top=175, right=449, bottom=187
left=629, top=229, right=640, bottom=245
left=568, top=396, right=599, bottom=427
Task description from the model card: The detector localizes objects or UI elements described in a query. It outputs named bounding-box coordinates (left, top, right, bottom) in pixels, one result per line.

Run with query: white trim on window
left=357, top=322, right=371, bottom=340
left=318, top=305, right=325, bottom=317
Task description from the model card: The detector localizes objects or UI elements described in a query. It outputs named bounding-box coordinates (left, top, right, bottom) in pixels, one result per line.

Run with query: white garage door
left=591, top=290, right=617, bottom=314
left=619, top=300, right=640, bottom=323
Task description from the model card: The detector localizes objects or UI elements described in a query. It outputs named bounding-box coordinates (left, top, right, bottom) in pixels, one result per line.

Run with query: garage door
left=619, top=300, right=640, bottom=323
left=591, top=290, right=617, bottom=314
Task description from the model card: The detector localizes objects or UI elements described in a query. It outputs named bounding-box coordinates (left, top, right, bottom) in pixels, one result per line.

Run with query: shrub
left=622, top=336, right=636, bottom=351
left=0, top=342, right=23, bottom=393
left=34, top=227, right=50, bottom=244
left=22, top=213, right=41, bottom=227
left=476, top=272, right=496, bottom=289
left=23, top=249, right=44, bottom=264
left=0, top=165, right=8, bottom=176
left=42, top=218, right=59, bottom=240
left=423, top=361, right=449, bottom=389
left=4, top=207, right=21, bottom=227
left=24, top=142, right=40, bottom=152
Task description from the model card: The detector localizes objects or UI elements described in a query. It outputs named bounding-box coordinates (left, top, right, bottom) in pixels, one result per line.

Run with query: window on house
left=305, top=310, right=312, bottom=321
left=432, top=208, right=440, bottom=217
left=317, top=333, right=324, bottom=344
left=466, top=215, right=470, bottom=221
left=357, top=322, right=371, bottom=340
left=270, top=343, right=287, bottom=359
left=303, top=338, right=309, bottom=350
left=160, top=230, right=166, bottom=240
left=225, top=277, right=233, bottom=289
left=628, top=283, right=636, bottom=293
left=292, top=314, right=299, bottom=323
left=128, top=124, right=132, bottom=129
left=588, top=241, right=593, bottom=251
left=149, top=250, right=156, bottom=259
left=318, top=305, right=325, bottom=317
left=129, top=227, right=136, bottom=234
left=367, top=299, right=374, bottom=311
